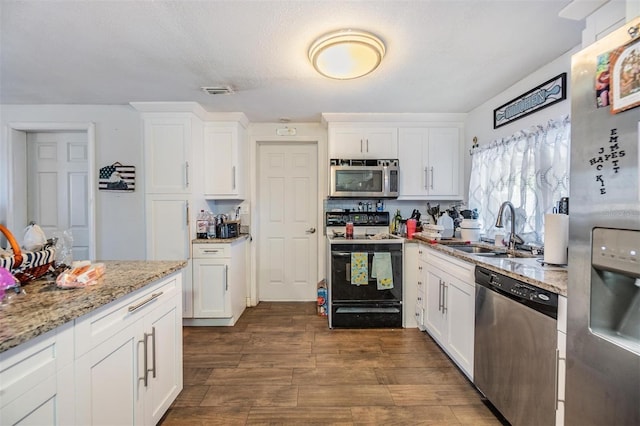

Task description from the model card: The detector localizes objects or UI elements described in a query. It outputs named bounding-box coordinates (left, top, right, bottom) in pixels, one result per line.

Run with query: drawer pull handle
left=203, top=250, right=220, bottom=253
left=128, top=292, right=163, bottom=312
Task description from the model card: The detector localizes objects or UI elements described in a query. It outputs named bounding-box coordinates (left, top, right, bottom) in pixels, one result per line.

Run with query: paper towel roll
left=544, top=214, right=569, bottom=265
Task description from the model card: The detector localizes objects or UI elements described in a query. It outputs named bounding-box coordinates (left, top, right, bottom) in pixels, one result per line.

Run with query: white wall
left=463, top=0, right=631, bottom=201
left=0, top=104, right=145, bottom=260
left=463, top=48, right=576, bottom=201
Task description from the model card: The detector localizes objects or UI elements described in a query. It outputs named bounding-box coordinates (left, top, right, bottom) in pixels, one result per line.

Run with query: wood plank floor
left=159, top=302, right=503, bottom=425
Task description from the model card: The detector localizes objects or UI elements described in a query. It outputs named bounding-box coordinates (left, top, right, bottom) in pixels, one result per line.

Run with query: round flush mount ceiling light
left=308, top=29, right=385, bottom=80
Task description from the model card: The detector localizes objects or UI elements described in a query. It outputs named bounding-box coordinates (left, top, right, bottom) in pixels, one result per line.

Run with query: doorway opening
left=6, top=122, right=96, bottom=260
left=256, top=142, right=319, bottom=302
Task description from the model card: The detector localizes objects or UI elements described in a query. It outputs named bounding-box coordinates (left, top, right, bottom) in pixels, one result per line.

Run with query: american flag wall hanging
left=99, top=162, right=135, bottom=192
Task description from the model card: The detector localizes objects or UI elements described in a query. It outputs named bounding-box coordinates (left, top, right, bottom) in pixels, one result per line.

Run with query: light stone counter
left=0, top=260, right=187, bottom=353
left=192, top=234, right=250, bottom=244
left=409, top=235, right=568, bottom=296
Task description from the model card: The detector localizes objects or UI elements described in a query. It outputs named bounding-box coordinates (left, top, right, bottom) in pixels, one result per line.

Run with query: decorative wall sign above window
left=99, top=162, right=135, bottom=192
left=493, top=73, right=567, bottom=129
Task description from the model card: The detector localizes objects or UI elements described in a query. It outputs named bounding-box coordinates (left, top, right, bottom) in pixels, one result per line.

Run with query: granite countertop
left=0, top=260, right=187, bottom=353
left=192, top=234, right=250, bottom=244
left=409, top=235, right=568, bottom=296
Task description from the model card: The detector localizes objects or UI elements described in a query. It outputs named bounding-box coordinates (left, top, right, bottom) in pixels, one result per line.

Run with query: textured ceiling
left=0, top=0, right=586, bottom=122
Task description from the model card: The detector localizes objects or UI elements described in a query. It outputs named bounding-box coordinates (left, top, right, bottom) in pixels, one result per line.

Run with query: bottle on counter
left=391, top=209, right=402, bottom=234
left=207, top=212, right=217, bottom=239
left=346, top=222, right=354, bottom=239
left=196, top=210, right=208, bottom=239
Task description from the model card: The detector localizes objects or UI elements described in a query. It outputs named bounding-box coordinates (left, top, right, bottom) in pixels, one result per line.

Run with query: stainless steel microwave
left=329, top=159, right=399, bottom=198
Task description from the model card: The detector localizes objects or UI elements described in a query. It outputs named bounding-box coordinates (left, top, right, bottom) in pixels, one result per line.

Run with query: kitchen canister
left=460, top=228, right=481, bottom=242
left=544, top=213, right=569, bottom=265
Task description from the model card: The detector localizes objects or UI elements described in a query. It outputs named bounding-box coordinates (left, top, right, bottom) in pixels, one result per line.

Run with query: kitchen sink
left=474, top=251, right=516, bottom=258
left=446, top=245, right=501, bottom=254
left=446, top=244, right=516, bottom=258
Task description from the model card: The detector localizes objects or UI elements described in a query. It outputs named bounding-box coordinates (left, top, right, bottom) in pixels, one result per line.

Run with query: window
left=468, top=116, right=570, bottom=244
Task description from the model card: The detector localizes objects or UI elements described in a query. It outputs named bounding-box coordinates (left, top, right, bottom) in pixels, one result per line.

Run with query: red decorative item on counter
left=406, top=219, right=417, bottom=239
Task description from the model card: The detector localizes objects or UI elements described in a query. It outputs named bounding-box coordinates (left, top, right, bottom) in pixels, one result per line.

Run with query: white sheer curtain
left=469, top=115, right=570, bottom=244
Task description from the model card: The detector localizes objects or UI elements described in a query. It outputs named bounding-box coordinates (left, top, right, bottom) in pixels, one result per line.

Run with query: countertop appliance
left=329, top=159, right=399, bottom=198
left=326, top=211, right=403, bottom=328
left=565, top=17, right=640, bottom=425
left=474, top=266, right=558, bottom=426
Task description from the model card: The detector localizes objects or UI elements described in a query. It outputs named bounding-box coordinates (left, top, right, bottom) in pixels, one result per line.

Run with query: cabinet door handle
left=148, top=327, right=157, bottom=380
left=346, top=262, right=351, bottom=281
left=232, top=166, right=236, bottom=190
left=430, top=166, right=434, bottom=189
left=438, top=280, right=443, bottom=312
left=366, top=139, right=369, bottom=152
left=360, top=139, right=364, bottom=152
left=128, top=291, right=164, bottom=312
left=185, top=161, right=190, bottom=188
left=224, top=264, right=229, bottom=291
left=186, top=201, right=190, bottom=227
left=424, top=167, right=429, bottom=190
left=139, top=335, right=149, bottom=387
left=554, top=348, right=561, bottom=409
left=442, top=283, right=448, bottom=314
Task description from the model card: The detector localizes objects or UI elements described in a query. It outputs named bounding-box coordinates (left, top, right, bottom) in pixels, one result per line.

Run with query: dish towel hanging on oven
left=350, top=252, right=369, bottom=285
left=372, top=252, right=393, bottom=290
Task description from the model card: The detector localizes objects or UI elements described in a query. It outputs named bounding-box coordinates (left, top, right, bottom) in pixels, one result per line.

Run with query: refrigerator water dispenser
left=590, top=228, right=640, bottom=354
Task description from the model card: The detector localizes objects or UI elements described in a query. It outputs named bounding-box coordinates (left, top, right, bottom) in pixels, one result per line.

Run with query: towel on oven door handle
left=350, top=252, right=369, bottom=285
left=372, top=252, right=393, bottom=290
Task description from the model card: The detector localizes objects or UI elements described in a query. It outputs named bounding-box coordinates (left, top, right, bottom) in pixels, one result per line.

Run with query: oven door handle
left=332, top=252, right=353, bottom=257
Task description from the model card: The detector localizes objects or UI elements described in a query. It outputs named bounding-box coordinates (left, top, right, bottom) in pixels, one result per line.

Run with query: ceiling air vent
left=201, top=86, right=235, bottom=95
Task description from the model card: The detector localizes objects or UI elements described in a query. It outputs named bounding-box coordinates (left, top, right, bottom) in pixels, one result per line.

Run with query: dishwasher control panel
left=475, top=266, right=558, bottom=318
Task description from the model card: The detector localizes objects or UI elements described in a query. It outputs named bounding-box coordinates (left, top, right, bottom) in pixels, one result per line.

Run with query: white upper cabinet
left=398, top=127, right=462, bottom=199
left=329, top=125, right=398, bottom=159
left=139, top=112, right=201, bottom=262
left=144, top=116, right=194, bottom=194
left=203, top=122, right=247, bottom=199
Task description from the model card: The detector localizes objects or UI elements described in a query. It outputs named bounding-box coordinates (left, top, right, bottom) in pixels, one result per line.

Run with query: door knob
left=306, top=227, right=316, bottom=234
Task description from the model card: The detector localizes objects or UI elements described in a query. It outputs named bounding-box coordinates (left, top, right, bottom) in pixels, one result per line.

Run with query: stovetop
left=326, top=228, right=404, bottom=244
left=330, top=234, right=402, bottom=241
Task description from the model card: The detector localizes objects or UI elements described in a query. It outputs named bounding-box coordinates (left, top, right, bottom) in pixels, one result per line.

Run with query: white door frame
left=6, top=122, right=97, bottom=260
left=248, top=123, right=328, bottom=306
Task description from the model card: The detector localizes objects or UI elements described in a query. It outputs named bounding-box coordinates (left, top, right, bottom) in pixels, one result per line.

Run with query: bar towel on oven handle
left=350, top=252, right=369, bottom=285
left=372, top=252, right=393, bottom=290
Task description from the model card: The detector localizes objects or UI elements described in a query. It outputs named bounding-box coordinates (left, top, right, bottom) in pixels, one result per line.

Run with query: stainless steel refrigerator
left=566, top=16, right=640, bottom=426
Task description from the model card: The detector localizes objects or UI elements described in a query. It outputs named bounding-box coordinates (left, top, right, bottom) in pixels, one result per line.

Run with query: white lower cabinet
left=187, top=238, right=247, bottom=326
left=422, top=245, right=475, bottom=379
left=556, top=295, right=567, bottom=426
left=192, top=258, right=230, bottom=317
left=0, top=323, right=74, bottom=426
left=0, top=273, right=183, bottom=426
left=75, top=273, right=183, bottom=425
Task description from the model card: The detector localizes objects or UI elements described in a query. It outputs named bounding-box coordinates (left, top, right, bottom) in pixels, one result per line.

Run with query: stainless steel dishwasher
left=474, top=266, right=558, bottom=426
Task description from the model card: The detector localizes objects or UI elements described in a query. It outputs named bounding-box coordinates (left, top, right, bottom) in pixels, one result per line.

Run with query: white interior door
left=27, top=131, right=90, bottom=260
left=257, top=143, right=318, bottom=301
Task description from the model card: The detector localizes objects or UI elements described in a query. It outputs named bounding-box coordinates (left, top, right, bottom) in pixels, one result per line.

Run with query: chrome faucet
left=495, top=201, right=524, bottom=250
